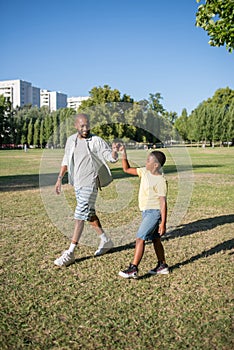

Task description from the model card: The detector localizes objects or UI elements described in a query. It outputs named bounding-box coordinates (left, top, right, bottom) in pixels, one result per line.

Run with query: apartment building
left=40, top=89, right=67, bottom=111
left=67, top=96, right=89, bottom=111
left=0, top=79, right=40, bottom=109
left=0, top=79, right=89, bottom=112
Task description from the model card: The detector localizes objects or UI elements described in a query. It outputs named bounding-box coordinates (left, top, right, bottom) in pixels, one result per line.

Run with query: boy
left=118, top=145, right=169, bottom=278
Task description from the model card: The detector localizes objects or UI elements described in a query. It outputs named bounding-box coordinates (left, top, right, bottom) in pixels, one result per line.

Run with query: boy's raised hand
left=118, top=143, right=126, bottom=154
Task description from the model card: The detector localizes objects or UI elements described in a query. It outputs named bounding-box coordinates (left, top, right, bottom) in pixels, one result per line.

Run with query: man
left=54, top=113, right=119, bottom=267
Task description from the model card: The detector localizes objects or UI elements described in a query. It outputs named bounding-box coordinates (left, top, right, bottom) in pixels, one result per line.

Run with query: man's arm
left=158, top=196, right=167, bottom=236
left=55, top=165, right=67, bottom=195
left=119, top=145, right=138, bottom=176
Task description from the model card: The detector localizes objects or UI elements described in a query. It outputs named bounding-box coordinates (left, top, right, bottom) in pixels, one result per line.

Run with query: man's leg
left=89, top=215, right=104, bottom=235
left=90, top=214, right=113, bottom=256
left=54, top=219, right=85, bottom=267
left=72, top=219, right=85, bottom=243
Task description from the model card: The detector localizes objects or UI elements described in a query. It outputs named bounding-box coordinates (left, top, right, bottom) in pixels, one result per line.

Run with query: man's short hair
left=75, top=113, right=89, bottom=120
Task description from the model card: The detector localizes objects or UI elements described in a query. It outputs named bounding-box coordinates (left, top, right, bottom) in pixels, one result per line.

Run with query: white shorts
left=74, top=186, right=98, bottom=221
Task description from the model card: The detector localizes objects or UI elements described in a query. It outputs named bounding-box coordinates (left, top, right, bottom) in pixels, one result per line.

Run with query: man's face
left=75, top=116, right=90, bottom=138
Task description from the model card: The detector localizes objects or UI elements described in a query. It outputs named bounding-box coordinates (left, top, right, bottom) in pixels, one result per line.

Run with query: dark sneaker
left=119, top=264, right=138, bottom=279
left=149, top=262, right=169, bottom=275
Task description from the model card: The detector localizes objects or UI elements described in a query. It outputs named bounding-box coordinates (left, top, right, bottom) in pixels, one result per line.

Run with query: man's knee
left=89, top=215, right=99, bottom=223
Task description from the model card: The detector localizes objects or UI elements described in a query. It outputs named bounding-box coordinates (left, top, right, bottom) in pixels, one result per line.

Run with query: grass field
left=1, top=147, right=234, bottom=350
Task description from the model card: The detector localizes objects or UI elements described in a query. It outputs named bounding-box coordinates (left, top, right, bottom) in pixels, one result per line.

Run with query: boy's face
left=146, top=154, right=159, bottom=172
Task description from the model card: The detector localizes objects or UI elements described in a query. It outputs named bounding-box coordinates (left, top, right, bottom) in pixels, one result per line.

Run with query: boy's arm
left=119, top=145, right=138, bottom=175
left=158, top=196, right=167, bottom=236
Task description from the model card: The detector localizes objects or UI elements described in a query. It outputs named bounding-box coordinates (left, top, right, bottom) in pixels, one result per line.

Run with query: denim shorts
left=136, top=209, right=161, bottom=241
left=74, top=186, right=98, bottom=221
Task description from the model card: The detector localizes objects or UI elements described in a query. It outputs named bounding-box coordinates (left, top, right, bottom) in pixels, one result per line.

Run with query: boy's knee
left=136, top=238, right=145, bottom=245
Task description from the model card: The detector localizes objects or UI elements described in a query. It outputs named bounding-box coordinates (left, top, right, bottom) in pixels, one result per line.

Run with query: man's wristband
left=58, top=176, right=63, bottom=180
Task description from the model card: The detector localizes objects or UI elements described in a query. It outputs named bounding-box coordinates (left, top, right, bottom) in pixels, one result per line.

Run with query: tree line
left=175, top=87, right=234, bottom=146
left=0, top=85, right=233, bottom=149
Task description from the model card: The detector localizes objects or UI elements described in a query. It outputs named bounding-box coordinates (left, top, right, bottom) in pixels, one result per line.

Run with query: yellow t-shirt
left=136, top=167, right=167, bottom=211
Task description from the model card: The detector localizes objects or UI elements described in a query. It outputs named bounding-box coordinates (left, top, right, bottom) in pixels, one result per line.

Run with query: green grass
left=1, top=147, right=234, bottom=350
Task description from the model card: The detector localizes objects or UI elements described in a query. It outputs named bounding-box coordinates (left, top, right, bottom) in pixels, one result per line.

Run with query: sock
left=100, top=232, right=108, bottom=242
left=68, top=242, right=77, bottom=253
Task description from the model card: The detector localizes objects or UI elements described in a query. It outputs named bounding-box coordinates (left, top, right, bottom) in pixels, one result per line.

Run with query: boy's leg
left=149, top=237, right=169, bottom=274
left=132, top=238, right=145, bottom=266
left=118, top=238, right=145, bottom=279
left=152, top=237, right=166, bottom=264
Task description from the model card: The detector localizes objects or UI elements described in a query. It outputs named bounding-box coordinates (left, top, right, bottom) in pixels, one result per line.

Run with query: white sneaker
left=54, top=250, right=75, bottom=267
left=94, top=239, right=114, bottom=256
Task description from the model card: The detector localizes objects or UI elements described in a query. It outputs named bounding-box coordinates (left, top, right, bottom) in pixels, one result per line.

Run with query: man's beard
left=78, top=130, right=90, bottom=138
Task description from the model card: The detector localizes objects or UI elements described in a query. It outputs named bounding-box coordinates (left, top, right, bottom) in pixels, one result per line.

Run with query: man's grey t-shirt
left=73, top=138, right=97, bottom=187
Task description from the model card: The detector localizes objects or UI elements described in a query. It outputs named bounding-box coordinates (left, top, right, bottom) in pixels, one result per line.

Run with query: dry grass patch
left=0, top=148, right=233, bottom=349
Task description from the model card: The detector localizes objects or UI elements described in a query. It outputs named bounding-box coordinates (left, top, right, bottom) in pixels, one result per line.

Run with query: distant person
left=118, top=145, right=169, bottom=278
left=54, top=113, right=119, bottom=267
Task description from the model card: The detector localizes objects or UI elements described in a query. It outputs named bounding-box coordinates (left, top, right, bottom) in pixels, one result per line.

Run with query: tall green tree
left=27, top=119, right=33, bottom=146
left=147, top=93, right=165, bottom=115
left=39, top=119, right=45, bottom=148
left=207, top=87, right=234, bottom=107
left=33, top=118, right=40, bottom=147
left=196, top=0, right=234, bottom=52
left=0, top=95, right=14, bottom=146
left=52, top=112, right=60, bottom=147
left=79, top=85, right=133, bottom=110
left=174, top=108, right=189, bottom=141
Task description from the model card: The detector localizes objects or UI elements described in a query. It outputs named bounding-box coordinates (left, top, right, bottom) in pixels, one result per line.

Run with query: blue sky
left=1, top=0, right=234, bottom=115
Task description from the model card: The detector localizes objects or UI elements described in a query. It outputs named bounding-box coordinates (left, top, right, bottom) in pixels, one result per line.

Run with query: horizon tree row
left=0, top=86, right=233, bottom=148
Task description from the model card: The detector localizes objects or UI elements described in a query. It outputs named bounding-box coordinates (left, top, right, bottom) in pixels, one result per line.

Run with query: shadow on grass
left=0, top=173, right=69, bottom=192
left=169, top=238, right=234, bottom=272
left=164, top=214, right=234, bottom=241
left=76, top=214, right=234, bottom=264
left=138, top=238, right=234, bottom=280
left=0, top=164, right=222, bottom=192
left=73, top=243, right=137, bottom=264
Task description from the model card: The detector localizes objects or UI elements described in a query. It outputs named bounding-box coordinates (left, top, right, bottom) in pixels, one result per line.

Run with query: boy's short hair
left=150, top=151, right=166, bottom=167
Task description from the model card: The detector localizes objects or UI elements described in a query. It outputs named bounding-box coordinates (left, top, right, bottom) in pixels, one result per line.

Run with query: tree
left=174, top=109, right=189, bottom=141
left=0, top=95, right=14, bottom=147
left=207, top=86, right=234, bottom=107
left=33, top=118, right=40, bottom=147
left=196, top=0, right=234, bottom=52
left=27, top=119, right=33, bottom=146
left=147, top=93, right=165, bottom=114
left=79, top=85, right=133, bottom=110
left=39, top=119, right=45, bottom=148
left=52, top=112, right=60, bottom=147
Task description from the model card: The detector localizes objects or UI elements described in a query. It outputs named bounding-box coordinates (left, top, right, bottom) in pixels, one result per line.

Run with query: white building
left=0, top=79, right=40, bottom=108
left=0, top=79, right=87, bottom=112
left=40, top=89, right=67, bottom=111
left=50, top=91, right=67, bottom=111
left=67, top=96, right=89, bottom=111
left=40, top=89, right=50, bottom=109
